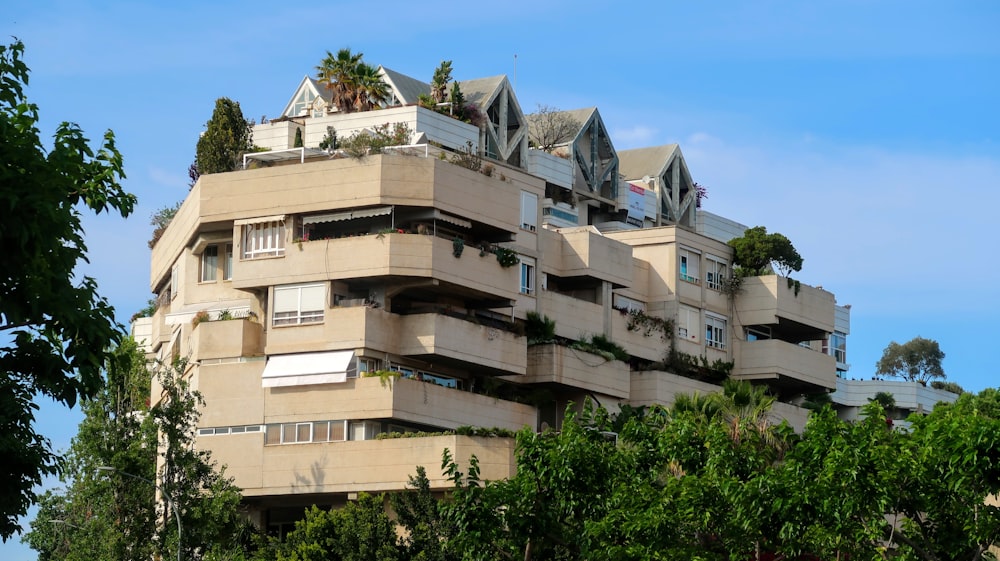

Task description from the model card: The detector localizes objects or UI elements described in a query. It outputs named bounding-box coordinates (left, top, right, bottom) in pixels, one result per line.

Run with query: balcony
left=735, top=275, right=835, bottom=335
left=609, top=311, right=668, bottom=363
left=397, top=313, right=527, bottom=375
left=735, top=338, right=836, bottom=391
left=551, top=227, right=633, bottom=287
left=527, top=149, right=573, bottom=189
left=629, top=370, right=723, bottom=408
left=265, top=305, right=398, bottom=356
left=237, top=233, right=519, bottom=303
left=192, top=318, right=265, bottom=360
left=201, top=433, right=517, bottom=497
left=264, top=376, right=535, bottom=431
left=537, top=291, right=604, bottom=342
left=511, top=343, right=630, bottom=399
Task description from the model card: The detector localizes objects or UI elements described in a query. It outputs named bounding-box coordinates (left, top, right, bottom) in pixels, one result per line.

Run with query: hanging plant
left=494, top=246, right=520, bottom=268
left=452, top=237, right=465, bottom=258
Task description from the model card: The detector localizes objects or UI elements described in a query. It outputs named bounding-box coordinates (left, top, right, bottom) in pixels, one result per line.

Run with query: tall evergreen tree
left=195, top=97, right=253, bottom=174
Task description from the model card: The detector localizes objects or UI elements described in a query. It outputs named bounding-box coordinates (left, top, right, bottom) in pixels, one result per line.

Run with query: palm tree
left=316, top=48, right=363, bottom=113
left=430, top=60, right=453, bottom=104
left=352, top=63, right=389, bottom=112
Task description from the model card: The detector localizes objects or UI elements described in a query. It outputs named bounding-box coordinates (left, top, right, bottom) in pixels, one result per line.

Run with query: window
left=201, top=245, right=218, bottom=282
left=520, top=191, right=538, bottom=231
left=242, top=220, right=285, bottom=259
left=679, top=249, right=700, bottom=284
left=520, top=256, right=536, bottom=295
left=825, top=331, right=847, bottom=364
left=170, top=263, right=179, bottom=300
left=224, top=244, right=233, bottom=280
left=706, top=314, right=727, bottom=350
left=746, top=326, right=772, bottom=342
left=705, top=255, right=727, bottom=291
left=273, top=283, right=325, bottom=326
left=677, top=305, right=700, bottom=342
left=264, top=421, right=347, bottom=445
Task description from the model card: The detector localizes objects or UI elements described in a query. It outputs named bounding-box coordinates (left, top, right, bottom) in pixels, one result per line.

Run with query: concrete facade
left=141, top=68, right=852, bottom=531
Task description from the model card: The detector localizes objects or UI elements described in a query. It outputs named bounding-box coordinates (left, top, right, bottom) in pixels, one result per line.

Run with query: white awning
left=234, top=215, right=286, bottom=226
left=302, top=206, right=392, bottom=225
left=261, top=351, right=355, bottom=388
left=434, top=210, right=472, bottom=229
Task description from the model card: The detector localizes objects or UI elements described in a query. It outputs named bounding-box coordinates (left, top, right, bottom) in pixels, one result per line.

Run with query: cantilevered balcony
left=263, top=376, right=535, bottom=432
left=192, top=318, right=264, bottom=360
left=734, top=338, right=836, bottom=392
left=201, top=433, right=517, bottom=497
left=547, top=227, right=632, bottom=287
left=735, top=276, right=835, bottom=336
left=237, top=233, right=519, bottom=304
left=509, top=343, right=630, bottom=399
left=398, top=313, right=527, bottom=375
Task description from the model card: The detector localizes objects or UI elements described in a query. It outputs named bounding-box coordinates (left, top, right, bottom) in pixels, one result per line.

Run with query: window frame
left=705, top=255, right=727, bottom=291
left=679, top=248, right=701, bottom=285
left=705, top=313, right=727, bottom=350
left=519, top=256, right=536, bottom=295
left=223, top=243, right=233, bottom=280
left=241, top=220, right=286, bottom=260
left=201, top=245, right=219, bottom=283
left=272, top=283, right=326, bottom=326
left=520, top=191, right=538, bottom=232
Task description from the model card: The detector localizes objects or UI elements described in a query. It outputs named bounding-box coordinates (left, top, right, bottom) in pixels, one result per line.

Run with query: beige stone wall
left=736, top=275, right=835, bottom=333
left=629, top=370, right=723, bottom=408
left=515, top=343, right=630, bottom=399
left=734, top=338, right=836, bottom=390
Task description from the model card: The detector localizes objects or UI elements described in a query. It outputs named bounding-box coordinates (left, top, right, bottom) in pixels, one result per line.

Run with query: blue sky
left=4, top=0, right=999, bottom=557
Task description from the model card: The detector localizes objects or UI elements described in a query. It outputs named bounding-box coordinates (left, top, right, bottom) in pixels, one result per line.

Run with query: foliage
left=451, top=237, right=464, bottom=258
left=318, top=126, right=338, bottom=151
left=493, top=246, right=520, bottom=268
left=930, top=380, right=965, bottom=394
left=0, top=39, right=137, bottom=539
left=149, top=201, right=182, bottom=248
left=728, top=225, right=803, bottom=277
left=340, top=122, right=412, bottom=159
left=524, top=312, right=557, bottom=345
left=195, top=97, right=253, bottom=174
left=571, top=334, right=629, bottom=362
left=661, top=349, right=734, bottom=383
left=262, top=495, right=400, bottom=561
left=361, top=369, right=400, bottom=388
left=130, top=298, right=158, bottom=323
left=293, top=127, right=303, bottom=148
left=23, top=342, right=251, bottom=560
left=868, top=390, right=897, bottom=411
left=449, top=140, right=482, bottom=171
left=316, top=48, right=388, bottom=113
left=526, top=104, right=580, bottom=151
left=430, top=60, right=453, bottom=104
left=619, top=308, right=674, bottom=341
left=875, top=336, right=946, bottom=385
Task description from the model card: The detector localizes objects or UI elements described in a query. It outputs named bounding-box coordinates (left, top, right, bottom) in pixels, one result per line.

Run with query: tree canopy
left=728, top=225, right=803, bottom=277
left=876, top=336, right=946, bottom=384
left=24, top=345, right=250, bottom=561
left=195, top=97, right=253, bottom=175
left=527, top=104, right=581, bottom=151
left=316, top=48, right=388, bottom=113
left=0, top=39, right=137, bottom=539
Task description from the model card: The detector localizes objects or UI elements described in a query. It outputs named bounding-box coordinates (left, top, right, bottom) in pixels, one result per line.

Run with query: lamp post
left=96, top=466, right=182, bottom=561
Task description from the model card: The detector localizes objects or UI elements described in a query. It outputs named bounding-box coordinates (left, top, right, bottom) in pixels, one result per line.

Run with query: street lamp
left=96, top=466, right=182, bottom=561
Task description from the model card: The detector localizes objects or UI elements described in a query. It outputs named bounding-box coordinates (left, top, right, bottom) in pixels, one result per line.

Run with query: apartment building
left=139, top=66, right=849, bottom=531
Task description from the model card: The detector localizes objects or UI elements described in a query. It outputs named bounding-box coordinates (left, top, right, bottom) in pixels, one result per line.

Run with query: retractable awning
left=261, top=351, right=355, bottom=388
left=302, top=206, right=393, bottom=225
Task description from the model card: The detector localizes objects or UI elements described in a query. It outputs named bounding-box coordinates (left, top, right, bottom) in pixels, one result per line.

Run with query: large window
left=201, top=245, right=218, bottom=282
left=705, top=255, right=727, bottom=291
left=242, top=220, right=285, bottom=259
left=677, top=305, right=700, bottom=342
left=520, top=191, right=538, bottom=232
left=520, top=256, right=536, bottom=295
left=273, top=283, right=325, bottom=326
left=265, top=420, right=347, bottom=445
left=705, top=314, right=727, bottom=350
left=825, top=331, right=847, bottom=365
left=679, top=249, right=700, bottom=284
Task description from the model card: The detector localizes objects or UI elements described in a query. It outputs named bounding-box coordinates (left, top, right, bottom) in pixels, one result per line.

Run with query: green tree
left=0, top=39, right=137, bottom=539
left=195, top=97, right=253, bottom=174
left=149, top=200, right=182, bottom=248
left=316, top=48, right=364, bottom=113
left=24, top=346, right=252, bottom=560
left=352, top=62, right=389, bottom=112
left=265, top=494, right=400, bottom=561
left=728, top=225, right=803, bottom=277
left=430, top=61, right=453, bottom=104
left=875, top=336, right=946, bottom=385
